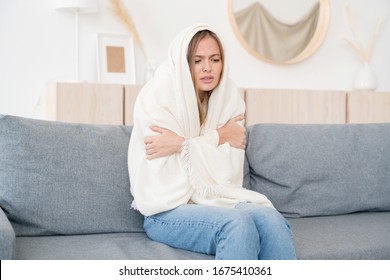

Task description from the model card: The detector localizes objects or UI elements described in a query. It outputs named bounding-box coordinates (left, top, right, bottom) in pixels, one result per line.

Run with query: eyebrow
left=195, top=54, right=221, bottom=58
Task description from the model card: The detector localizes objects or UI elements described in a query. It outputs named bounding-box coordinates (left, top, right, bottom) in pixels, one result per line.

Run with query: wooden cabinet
left=244, top=89, right=347, bottom=125
left=44, top=83, right=390, bottom=126
left=124, top=84, right=143, bottom=125
left=347, top=92, right=390, bottom=123
left=44, top=82, right=141, bottom=125
left=244, top=89, right=390, bottom=125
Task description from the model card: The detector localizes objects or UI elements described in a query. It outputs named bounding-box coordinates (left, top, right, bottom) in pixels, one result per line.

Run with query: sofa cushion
left=14, top=233, right=214, bottom=260
left=0, top=115, right=144, bottom=236
left=288, top=212, right=390, bottom=259
left=246, top=123, right=390, bottom=218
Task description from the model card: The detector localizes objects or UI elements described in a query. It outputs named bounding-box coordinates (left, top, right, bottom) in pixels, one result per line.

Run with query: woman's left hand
left=144, top=126, right=185, bottom=160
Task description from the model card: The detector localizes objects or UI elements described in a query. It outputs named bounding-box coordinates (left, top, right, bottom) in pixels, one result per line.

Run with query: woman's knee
left=262, top=206, right=287, bottom=223
left=219, top=210, right=259, bottom=242
left=236, top=203, right=291, bottom=234
left=216, top=210, right=260, bottom=259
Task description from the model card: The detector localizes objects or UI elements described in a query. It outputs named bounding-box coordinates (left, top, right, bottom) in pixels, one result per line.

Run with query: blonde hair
left=187, top=30, right=224, bottom=126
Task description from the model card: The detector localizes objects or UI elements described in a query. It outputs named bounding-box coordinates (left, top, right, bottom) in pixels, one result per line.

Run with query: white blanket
left=128, top=24, right=273, bottom=216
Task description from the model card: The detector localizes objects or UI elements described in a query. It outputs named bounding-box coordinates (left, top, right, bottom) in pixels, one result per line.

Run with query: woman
left=128, top=24, right=296, bottom=260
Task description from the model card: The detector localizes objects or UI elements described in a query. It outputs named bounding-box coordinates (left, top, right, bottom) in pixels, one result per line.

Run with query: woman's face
left=192, top=35, right=223, bottom=94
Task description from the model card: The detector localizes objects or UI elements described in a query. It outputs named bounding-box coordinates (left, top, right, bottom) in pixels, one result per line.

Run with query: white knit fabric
left=128, top=24, right=273, bottom=216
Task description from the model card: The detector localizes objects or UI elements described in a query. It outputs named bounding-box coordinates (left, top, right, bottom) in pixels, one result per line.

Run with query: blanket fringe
left=180, top=140, right=227, bottom=198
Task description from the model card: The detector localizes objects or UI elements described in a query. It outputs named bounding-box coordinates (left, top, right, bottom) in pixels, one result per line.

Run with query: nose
left=203, top=60, right=211, bottom=72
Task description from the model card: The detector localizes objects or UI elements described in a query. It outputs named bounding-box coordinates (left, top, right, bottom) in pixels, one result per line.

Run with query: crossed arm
left=144, top=115, right=246, bottom=160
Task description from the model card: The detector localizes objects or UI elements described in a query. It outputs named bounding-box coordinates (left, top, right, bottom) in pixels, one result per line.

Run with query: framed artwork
left=96, top=33, right=136, bottom=84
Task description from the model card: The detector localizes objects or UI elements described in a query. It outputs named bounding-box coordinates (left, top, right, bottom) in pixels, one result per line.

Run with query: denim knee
left=236, top=203, right=290, bottom=231
left=220, top=210, right=259, bottom=239
left=234, top=203, right=296, bottom=259
left=216, top=210, right=260, bottom=259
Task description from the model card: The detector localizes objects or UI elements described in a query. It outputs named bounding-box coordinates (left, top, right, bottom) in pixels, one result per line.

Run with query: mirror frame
left=228, top=0, right=330, bottom=65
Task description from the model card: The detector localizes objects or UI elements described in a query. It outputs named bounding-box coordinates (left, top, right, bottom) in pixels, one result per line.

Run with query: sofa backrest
left=0, top=115, right=144, bottom=236
left=2, top=114, right=389, bottom=235
left=245, top=123, right=390, bottom=218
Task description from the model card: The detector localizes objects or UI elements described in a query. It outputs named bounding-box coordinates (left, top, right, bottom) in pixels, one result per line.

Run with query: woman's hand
left=217, top=115, right=246, bottom=150
left=144, top=126, right=185, bottom=160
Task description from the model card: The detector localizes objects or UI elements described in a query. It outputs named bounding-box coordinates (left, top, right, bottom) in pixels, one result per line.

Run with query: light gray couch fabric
left=0, top=115, right=144, bottom=236
left=288, top=212, right=390, bottom=260
left=1, top=115, right=390, bottom=260
left=14, top=233, right=213, bottom=260
left=0, top=207, right=15, bottom=259
left=246, top=123, right=390, bottom=218
left=11, top=213, right=390, bottom=260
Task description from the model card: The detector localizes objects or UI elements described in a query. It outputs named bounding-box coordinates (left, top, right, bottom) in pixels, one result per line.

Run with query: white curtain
left=234, top=2, right=320, bottom=62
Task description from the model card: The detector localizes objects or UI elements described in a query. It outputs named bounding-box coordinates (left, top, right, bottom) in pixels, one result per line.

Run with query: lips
left=200, top=76, right=214, bottom=83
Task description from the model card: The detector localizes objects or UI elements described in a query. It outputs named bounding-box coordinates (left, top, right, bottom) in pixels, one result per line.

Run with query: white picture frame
left=96, top=33, right=136, bottom=84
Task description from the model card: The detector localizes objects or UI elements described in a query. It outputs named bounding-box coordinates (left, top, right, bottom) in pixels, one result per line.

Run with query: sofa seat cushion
left=0, top=115, right=144, bottom=236
left=14, top=232, right=214, bottom=260
left=246, top=123, right=390, bottom=218
left=288, top=212, right=390, bottom=259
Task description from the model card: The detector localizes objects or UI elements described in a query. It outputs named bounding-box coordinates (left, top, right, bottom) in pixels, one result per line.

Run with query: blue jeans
left=143, top=202, right=297, bottom=260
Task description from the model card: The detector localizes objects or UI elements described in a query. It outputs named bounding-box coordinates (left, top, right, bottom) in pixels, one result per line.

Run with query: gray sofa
left=1, top=114, right=389, bottom=260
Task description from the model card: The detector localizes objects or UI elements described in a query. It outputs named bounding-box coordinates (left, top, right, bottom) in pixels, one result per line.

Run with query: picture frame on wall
left=96, top=33, right=136, bottom=84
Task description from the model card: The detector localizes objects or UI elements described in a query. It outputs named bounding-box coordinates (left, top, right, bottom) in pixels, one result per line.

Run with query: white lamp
left=56, top=0, right=98, bottom=81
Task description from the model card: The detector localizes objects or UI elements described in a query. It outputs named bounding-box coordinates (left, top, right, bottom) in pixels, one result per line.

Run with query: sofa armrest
left=0, top=207, right=15, bottom=259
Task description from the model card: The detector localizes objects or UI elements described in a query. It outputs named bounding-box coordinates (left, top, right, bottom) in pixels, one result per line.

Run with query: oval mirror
left=228, top=0, right=330, bottom=65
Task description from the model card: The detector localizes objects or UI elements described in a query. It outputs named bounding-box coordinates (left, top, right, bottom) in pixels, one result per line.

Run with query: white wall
left=0, top=0, right=389, bottom=119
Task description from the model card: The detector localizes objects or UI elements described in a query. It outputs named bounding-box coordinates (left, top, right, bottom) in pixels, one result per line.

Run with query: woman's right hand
left=217, top=115, right=246, bottom=150
left=144, top=126, right=185, bottom=160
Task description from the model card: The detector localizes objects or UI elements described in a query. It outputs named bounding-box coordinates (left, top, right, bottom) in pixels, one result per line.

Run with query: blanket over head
left=128, top=24, right=273, bottom=216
